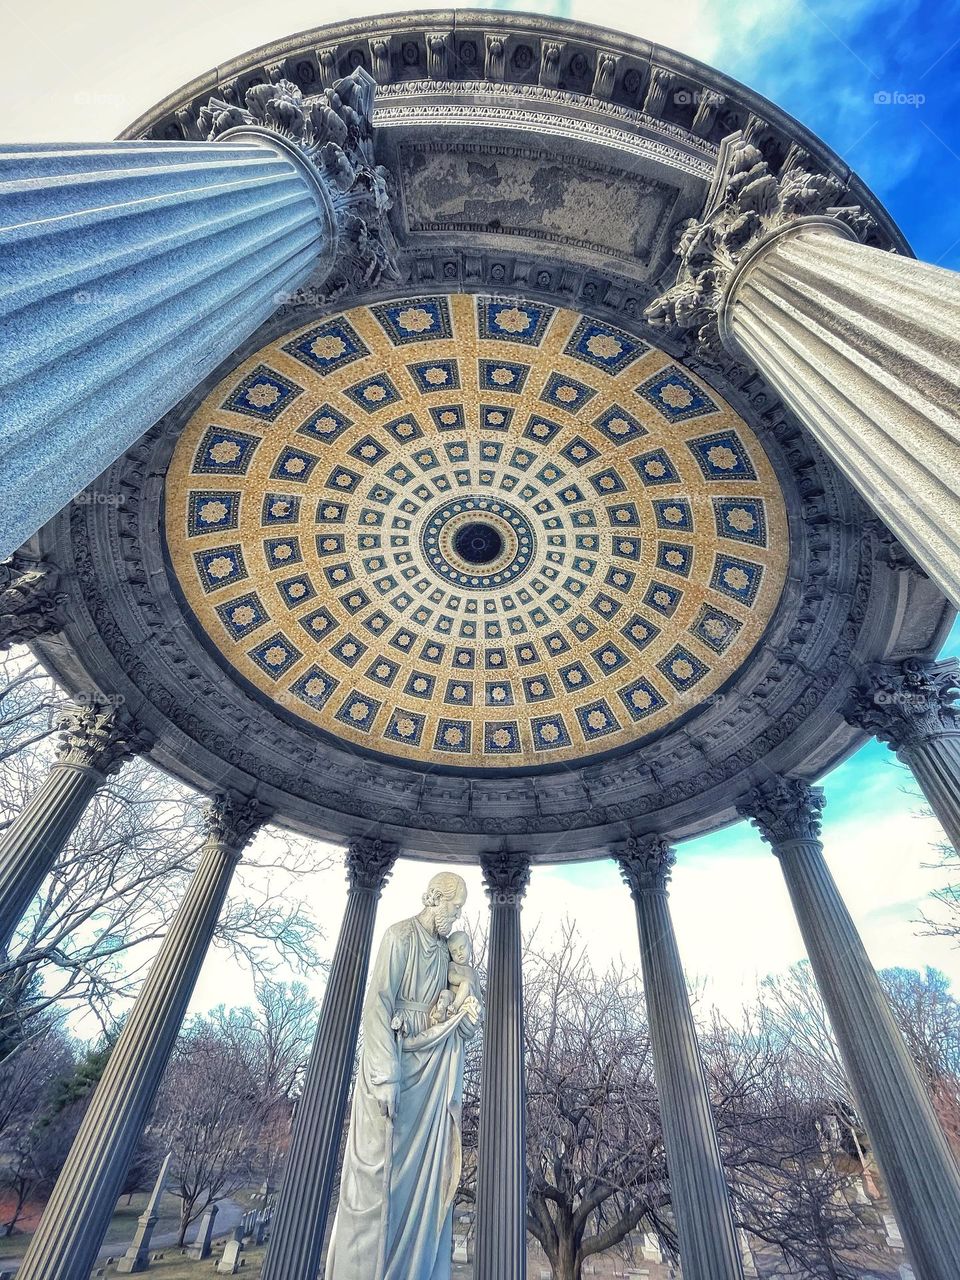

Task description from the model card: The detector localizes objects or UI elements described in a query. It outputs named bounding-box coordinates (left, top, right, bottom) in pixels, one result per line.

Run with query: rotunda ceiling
left=164, top=294, right=788, bottom=770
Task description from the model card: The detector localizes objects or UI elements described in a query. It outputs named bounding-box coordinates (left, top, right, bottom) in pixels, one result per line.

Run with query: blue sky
left=4, top=0, right=958, bottom=1012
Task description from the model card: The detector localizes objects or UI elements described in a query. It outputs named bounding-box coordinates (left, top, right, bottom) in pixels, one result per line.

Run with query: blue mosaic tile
left=281, top=318, right=369, bottom=375
left=366, top=655, right=401, bottom=687
left=192, top=426, right=260, bottom=476
left=531, top=714, right=572, bottom=750
left=430, top=404, right=466, bottom=431
left=222, top=364, right=302, bottom=421
left=522, top=415, right=563, bottom=446
left=325, top=465, right=362, bottom=495
left=484, top=647, right=508, bottom=671
left=371, top=297, right=452, bottom=345
left=290, top=665, right=338, bottom=711
left=560, top=435, right=601, bottom=468
left=688, top=429, right=758, bottom=480
left=315, top=499, right=347, bottom=523
left=478, top=299, right=554, bottom=345
left=323, top=561, right=354, bottom=589
left=690, top=603, right=743, bottom=654
left=484, top=721, right=522, bottom=754
left=382, top=413, right=424, bottom=444
left=297, top=403, right=353, bottom=444
left=434, top=718, right=472, bottom=753
left=632, top=448, right=681, bottom=486
left=408, top=359, right=460, bottom=394
left=637, top=367, right=718, bottom=423
left=652, top=498, right=694, bottom=532
left=611, top=535, right=643, bottom=561
left=515, top=642, right=541, bottom=665
left=215, top=591, right=268, bottom=641
left=343, top=372, right=403, bottom=414
left=421, top=641, right=446, bottom=664
left=540, top=371, right=597, bottom=414
left=263, top=537, right=302, bottom=571
left=643, top=580, right=683, bottom=617
left=522, top=673, right=554, bottom=702
left=340, top=587, right=370, bottom=615
left=187, top=490, right=239, bottom=537
left=193, top=545, right=247, bottom=592
left=559, top=660, right=594, bottom=693
left=589, top=593, right=622, bottom=622
left=618, top=676, right=668, bottom=722
left=479, top=359, right=529, bottom=394
left=563, top=317, right=647, bottom=374
left=481, top=404, right=514, bottom=431
left=389, top=628, right=417, bottom=656
left=403, top=670, right=436, bottom=699
left=558, top=483, right=587, bottom=507
left=248, top=632, right=301, bottom=680
left=270, top=445, right=320, bottom=484
left=261, top=493, right=300, bottom=526
left=334, top=691, right=382, bottom=734
left=347, top=434, right=389, bottom=467
left=711, top=554, right=764, bottom=606
left=657, top=644, right=710, bottom=692
left=576, top=698, right=621, bottom=740
left=657, top=542, right=694, bottom=577
left=444, top=678, right=474, bottom=707
left=315, top=533, right=346, bottom=557
left=605, top=565, right=636, bottom=593
left=589, top=467, right=628, bottom=498
left=591, top=642, right=629, bottom=676
left=620, top=613, right=661, bottom=653
left=713, top=497, right=768, bottom=547
left=485, top=679, right=515, bottom=708
left=276, top=573, right=316, bottom=609
left=383, top=707, right=427, bottom=747
left=607, top=502, right=642, bottom=528
left=593, top=404, right=646, bottom=446
left=330, top=633, right=368, bottom=667
left=443, top=440, right=470, bottom=465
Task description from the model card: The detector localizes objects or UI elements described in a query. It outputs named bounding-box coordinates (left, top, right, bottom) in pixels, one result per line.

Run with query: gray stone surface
left=116, top=1150, right=173, bottom=1272
left=740, top=776, right=960, bottom=1280
left=615, top=836, right=744, bottom=1280
left=188, top=1205, right=219, bottom=1261
left=474, top=850, right=530, bottom=1280
left=261, top=837, right=396, bottom=1280
left=15, top=794, right=267, bottom=1280
left=0, top=703, right=148, bottom=951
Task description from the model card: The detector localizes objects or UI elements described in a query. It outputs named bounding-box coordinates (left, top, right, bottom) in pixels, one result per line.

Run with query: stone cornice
left=0, top=551, right=68, bottom=651
left=480, top=848, right=531, bottom=904
left=204, top=791, right=271, bottom=856
left=345, top=835, right=399, bottom=895
left=613, top=834, right=676, bottom=899
left=644, top=132, right=882, bottom=365
left=737, top=774, right=825, bottom=847
left=844, top=659, right=960, bottom=750
left=54, top=704, right=151, bottom=775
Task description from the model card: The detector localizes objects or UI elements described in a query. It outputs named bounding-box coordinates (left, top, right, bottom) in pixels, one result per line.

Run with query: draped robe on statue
left=326, top=916, right=476, bottom=1280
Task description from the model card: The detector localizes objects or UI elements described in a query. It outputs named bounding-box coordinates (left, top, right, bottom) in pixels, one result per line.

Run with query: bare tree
left=0, top=646, right=333, bottom=1048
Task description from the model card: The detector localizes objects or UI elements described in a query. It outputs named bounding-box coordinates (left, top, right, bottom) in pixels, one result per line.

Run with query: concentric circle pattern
left=165, top=294, right=789, bottom=769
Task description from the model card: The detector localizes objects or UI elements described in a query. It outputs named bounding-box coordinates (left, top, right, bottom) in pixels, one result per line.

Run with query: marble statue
left=325, top=872, right=481, bottom=1280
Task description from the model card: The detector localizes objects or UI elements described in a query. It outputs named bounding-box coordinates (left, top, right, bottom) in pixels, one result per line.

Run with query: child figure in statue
left=430, top=930, right=480, bottom=1024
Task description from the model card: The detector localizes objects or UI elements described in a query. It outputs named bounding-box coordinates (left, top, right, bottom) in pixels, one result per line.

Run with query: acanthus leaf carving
left=844, top=658, right=960, bottom=750
left=736, top=774, right=825, bottom=848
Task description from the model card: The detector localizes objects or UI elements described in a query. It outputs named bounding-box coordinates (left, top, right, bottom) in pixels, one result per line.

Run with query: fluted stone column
left=614, top=836, right=744, bottom=1280
left=739, top=776, right=960, bottom=1280
left=0, top=703, right=148, bottom=952
left=17, top=791, right=268, bottom=1280
left=260, top=835, right=397, bottom=1280
left=645, top=131, right=960, bottom=608
left=845, top=658, right=960, bottom=851
left=474, top=848, right=531, bottom=1280
left=0, top=70, right=397, bottom=559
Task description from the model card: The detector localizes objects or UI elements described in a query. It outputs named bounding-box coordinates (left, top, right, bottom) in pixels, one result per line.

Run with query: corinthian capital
left=844, top=658, right=960, bottom=750
left=54, top=704, right=151, bottom=775
left=613, top=834, right=676, bottom=900
left=737, top=775, right=825, bottom=848
left=480, top=848, right=531, bottom=905
left=0, top=552, right=68, bottom=651
left=204, top=792, right=271, bottom=857
left=644, top=132, right=878, bottom=361
left=345, top=835, right=398, bottom=895
left=197, top=67, right=399, bottom=290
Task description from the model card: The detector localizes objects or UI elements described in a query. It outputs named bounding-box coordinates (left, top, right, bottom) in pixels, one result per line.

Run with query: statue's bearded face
left=428, top=889, right=466, bottom=938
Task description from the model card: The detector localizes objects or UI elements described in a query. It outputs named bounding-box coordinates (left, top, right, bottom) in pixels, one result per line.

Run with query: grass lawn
left=0, top=1192, right=194, bottom=1264
left=88, top=1243, right=266, bottom=1278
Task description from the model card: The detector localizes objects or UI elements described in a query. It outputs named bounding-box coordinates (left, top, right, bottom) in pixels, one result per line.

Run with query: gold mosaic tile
left=164, top=295, right=789, bottom=768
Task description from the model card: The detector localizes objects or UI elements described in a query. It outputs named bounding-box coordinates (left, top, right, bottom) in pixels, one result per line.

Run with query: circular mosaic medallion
left=164, top=294, right=789, bottom=769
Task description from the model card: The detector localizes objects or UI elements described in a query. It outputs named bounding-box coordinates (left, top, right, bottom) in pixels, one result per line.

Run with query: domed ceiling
left=165, top=293, right=788, bottom=769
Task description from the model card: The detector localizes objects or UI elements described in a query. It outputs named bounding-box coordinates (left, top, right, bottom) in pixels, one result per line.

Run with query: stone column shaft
left=260, top=836, right=397, bottom=1280
left=0, top=704, right=146, bottom=952
left=900, top=733, right=960, bottom=850
left=617, top=838, right=743, bottom=1280
left=17, top=793, right=266, bottom=1280
left=741, top=777, right=960, bottom=1280
left=474, top=850, right=530, bottom=1280
left=727, top=222, right=960, bottom=607
left=0, top=137, right=334, bottom=558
